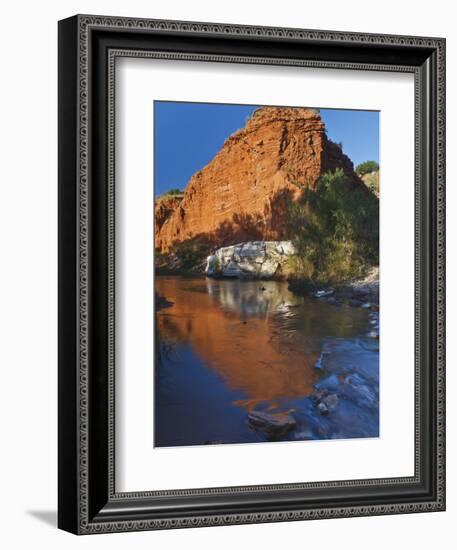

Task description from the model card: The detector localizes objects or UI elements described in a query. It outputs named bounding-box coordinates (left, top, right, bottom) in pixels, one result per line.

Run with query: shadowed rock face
left=155, top=106, right=362, bottom=252
left=154, top=195, right=183, bottom=234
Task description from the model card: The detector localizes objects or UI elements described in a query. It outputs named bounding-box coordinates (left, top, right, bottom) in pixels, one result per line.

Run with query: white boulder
left=205, top=241, right=296, bottom=279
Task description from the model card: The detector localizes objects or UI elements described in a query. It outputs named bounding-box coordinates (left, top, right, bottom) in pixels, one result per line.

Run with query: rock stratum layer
left=155, top=106, right=365, bottom=252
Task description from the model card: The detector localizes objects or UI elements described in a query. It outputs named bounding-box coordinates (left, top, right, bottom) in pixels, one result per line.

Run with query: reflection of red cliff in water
left=156, top=277, right=317, bottom=410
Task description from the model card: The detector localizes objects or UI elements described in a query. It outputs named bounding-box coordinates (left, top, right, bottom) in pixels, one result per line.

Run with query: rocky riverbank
left=289, top=267, right=379, bottom=307
left=288, top=267, right=379, bottom=344
left=243, top=296, right=379, bottom=442
left=333, top=266, right=379, bottom=303
left=240, top=269, right=380, bottom=442
left=245, top=347, right=379, bottom=442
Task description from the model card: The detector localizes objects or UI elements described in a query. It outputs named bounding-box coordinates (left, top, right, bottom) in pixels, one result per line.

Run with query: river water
left=155, top=276, right=379, bottom=447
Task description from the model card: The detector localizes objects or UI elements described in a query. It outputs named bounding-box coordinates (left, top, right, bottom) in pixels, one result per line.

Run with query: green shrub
left=355, top=160, right=379, bottom=175
left=285, top=254, right=315, bottom=280
left=171, top=239, right=208, bottom=269
left=286, top=169, right=379, bottom=284
left=161, top=188, right=183, bottom=197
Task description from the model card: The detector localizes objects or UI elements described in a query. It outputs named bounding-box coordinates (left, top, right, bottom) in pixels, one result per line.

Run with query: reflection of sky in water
left=205, top=278, right=303, bottom=318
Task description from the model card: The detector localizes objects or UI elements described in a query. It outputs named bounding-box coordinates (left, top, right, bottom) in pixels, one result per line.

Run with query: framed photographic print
left=58, top=14, right=446, bottom=534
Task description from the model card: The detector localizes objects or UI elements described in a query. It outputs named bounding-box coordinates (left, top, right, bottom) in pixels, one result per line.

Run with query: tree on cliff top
left=159, top=188, right=184, bottom=198
left=355, top=160, right=379, bottom=175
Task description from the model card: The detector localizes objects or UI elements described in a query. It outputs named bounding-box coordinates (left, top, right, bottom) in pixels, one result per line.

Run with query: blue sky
left=154, top=101, right=379, bottom=197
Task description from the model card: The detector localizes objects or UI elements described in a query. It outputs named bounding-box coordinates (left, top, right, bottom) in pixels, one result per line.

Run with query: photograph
left=154, top=101, right=380, bottom=447
left=0, top=0, right=450, bottom=543
left=54, top=10, right=445, bottom=535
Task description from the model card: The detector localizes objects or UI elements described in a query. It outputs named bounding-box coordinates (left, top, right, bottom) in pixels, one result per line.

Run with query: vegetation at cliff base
left=286, top=169, right=379, bottom=285
left=171, top=239, right=208, bottom=270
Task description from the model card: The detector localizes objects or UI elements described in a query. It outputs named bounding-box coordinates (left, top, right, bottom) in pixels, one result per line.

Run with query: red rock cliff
left=155, top=195, right=183, bottom=233
left=155, top=106, right=363, bottom=251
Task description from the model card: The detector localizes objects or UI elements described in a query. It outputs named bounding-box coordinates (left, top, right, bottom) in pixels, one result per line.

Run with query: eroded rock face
left=154, top=195, right=183, bottom=234
left=155, top=106, right=362, bottom=251
left=206, top=241, right=296, bottom=279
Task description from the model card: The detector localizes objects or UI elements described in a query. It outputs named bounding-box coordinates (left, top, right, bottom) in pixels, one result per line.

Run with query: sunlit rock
left=206, top=240, right=296, bottom=279
left=155, top=106, right=363, bottom=252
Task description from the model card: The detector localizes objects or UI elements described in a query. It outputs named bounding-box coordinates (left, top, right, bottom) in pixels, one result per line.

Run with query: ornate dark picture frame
left=58, top=14, right=446, bottom=534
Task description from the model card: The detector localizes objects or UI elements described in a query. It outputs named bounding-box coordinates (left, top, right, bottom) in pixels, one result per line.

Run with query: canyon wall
left=155, top=106, right=365, bottom=252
